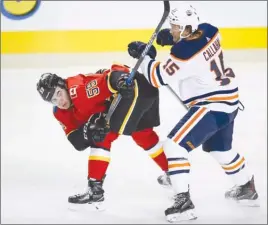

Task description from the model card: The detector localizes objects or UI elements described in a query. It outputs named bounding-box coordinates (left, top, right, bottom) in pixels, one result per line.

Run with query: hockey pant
left=163, top=106, right=252, bottom=193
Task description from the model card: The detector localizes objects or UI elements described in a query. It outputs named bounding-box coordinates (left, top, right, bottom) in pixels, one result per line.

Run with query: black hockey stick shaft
left=106, top=1, right=170, bottom=123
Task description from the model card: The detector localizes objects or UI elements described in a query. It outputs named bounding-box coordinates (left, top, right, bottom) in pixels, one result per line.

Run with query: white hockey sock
left=210, top=149, right=252, bottom=186
left=163, top=138, right=190, bottom=193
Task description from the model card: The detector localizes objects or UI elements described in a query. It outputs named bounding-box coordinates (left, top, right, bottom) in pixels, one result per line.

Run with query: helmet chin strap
left=179, top=26, right=192, bottom=39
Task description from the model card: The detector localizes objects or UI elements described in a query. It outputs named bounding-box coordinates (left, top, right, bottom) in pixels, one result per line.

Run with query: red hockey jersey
left=53, top=64, right=130, bottom=136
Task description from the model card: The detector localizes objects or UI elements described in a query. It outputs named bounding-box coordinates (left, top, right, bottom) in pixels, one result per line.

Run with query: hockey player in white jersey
left=127, top=3, right=259, bottom=223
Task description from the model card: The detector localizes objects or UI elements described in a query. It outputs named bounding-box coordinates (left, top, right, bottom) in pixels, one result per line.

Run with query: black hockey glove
left=116, top=74, right=135, bottom=98
left=156, top=28, right=175, bottom=46
left=83, top=113, right=110, bottom=143
left=128, top=41, right=157, bottom=59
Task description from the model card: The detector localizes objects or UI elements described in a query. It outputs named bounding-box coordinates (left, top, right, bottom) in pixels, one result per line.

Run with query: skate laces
left=71, top=191, right=89, bottom=199
left=228, top=185, right=242, bottom=197
left=173, top=193, right=188, bottom=207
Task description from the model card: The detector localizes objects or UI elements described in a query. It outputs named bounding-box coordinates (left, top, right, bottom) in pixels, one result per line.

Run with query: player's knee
left=163, top=138, right=189, bottom=158
left=131, top=128, right=159, bottom=150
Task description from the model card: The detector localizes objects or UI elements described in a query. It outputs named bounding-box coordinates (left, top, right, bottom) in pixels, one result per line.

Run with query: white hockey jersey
left=140, top=23, right=239, bottom=113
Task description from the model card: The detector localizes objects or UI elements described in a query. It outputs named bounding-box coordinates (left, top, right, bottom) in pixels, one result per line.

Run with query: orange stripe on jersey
left=189, top=100, right=198, bottom=107
left=151, top=62, right=161, bottom=88
left=187, top=93, right=239, bottom=106
left=207, top=94, right=239, bottom=101
left=173, top=108, right=207, bottom=143
left=170, top=31, right=219, bottom=62
left=222, top=157, right=245, bottom=171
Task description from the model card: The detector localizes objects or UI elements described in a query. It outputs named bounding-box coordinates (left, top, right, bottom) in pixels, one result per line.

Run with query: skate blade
left=236, top=198, right=260, bottom=207
left=166, top=209, right=197, bottom=223
left=68, top=201, right=106, bottom=212
left=91, top=201, right=106, bottom=211
left=159, top=183, right=172, bottom=190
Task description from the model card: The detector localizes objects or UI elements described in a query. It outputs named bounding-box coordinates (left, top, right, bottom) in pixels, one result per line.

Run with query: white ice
left=1, top=53, right=267, bottom=224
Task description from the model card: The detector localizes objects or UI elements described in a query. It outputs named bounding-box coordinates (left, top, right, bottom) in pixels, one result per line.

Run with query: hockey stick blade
left=106, top=1, right=170, bottom=123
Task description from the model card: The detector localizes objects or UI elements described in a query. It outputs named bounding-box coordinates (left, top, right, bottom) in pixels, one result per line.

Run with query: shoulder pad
left=199, top=23, right=219, bottom=37
left=170, top=23, right=219, bottom=60
left=171, top=41, right=193, bottom=60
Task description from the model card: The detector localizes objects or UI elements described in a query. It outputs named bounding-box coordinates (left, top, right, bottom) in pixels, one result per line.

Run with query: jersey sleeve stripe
left=147, top=59, right=155, bottom=85
left=155, top=63, right=166, bottom=85
left=150, top=62, right=161, bottom=88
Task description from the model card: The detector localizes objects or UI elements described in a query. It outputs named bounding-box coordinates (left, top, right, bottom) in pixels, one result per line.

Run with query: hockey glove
left=128, top=41, right=157, bottom=59
left=83, top=113, right=110, bottom=143
left=156, top=29, right=175, bottom=46
left=116, top=74, right=135, bottom=98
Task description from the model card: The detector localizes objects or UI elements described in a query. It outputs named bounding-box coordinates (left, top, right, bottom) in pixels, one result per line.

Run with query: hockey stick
left=166, top=85, right=188, bottom=110
left=106, top=1, right=170, bottom=123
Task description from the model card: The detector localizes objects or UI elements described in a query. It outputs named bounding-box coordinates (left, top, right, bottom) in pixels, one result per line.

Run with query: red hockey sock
left=88, top=148, right=111, bottom=180
left=150, top=148, right=169, bottom=172
left=132, top=128, right=168, bottom=171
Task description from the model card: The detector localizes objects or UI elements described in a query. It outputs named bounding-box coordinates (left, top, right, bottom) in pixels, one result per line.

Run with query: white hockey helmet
left=169, top=3, right=200, bottom=37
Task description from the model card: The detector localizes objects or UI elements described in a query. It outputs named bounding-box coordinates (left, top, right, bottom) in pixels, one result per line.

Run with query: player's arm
left=106, top=64, right=136, bottom=98
left=53, top=108, right=89, bottom=151
left=53, top=108, right=109, bottom=151
left=67, top=113, right=110, bottom=151
left=127, top=41, right=188, bottom=88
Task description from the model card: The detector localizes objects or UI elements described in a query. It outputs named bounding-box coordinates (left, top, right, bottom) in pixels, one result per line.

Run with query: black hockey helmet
left=37, top=73, right=66, bottom=102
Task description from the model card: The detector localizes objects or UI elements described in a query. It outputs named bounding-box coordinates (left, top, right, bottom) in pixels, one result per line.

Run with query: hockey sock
left=146, top=142, right=168, bottom=171
left=88, top=148, right=110, bottom=180
left=132, top=128, right=168, bottom=171
left=210, top=149, right=252, bottom=186
left=164, top=138, right=190, bottom=193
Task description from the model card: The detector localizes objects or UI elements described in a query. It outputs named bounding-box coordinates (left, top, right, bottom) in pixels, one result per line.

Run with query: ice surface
left=1, top=60, right=267, bottom=224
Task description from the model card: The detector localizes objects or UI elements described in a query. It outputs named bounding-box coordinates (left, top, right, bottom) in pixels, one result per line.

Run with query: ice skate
left=225, top=176, right=259, bottom=207
left=165, top=191, right=197, bottom=223
left=68, top=176, right=105, bottom=210
left=68, top=189, right=91, bottom=204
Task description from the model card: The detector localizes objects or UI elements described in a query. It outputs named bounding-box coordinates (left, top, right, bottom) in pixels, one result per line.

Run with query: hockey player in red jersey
left=36, top=63, right=169, bottom=205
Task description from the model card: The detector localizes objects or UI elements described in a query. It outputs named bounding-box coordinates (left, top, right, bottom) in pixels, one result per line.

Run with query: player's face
left=51, top=86, right=71, bottom=109
left=170, top=24, right=182, bottom=43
